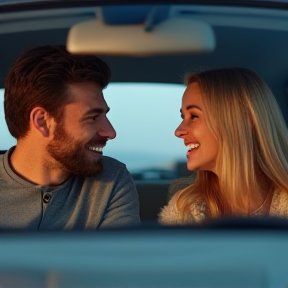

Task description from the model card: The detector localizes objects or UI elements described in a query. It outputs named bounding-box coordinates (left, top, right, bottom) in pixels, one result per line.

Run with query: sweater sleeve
left=99, top=164, right=140, bottom=228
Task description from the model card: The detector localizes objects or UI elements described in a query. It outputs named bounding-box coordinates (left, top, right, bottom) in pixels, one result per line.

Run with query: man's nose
left=97, top=117, right=117, bottom=139
left=175, top=121, right=188, bottom=138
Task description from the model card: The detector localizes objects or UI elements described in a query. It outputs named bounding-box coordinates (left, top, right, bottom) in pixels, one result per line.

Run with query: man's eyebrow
left=180, top=105, right=202, bottom=114
left=84, top=107, right=110, bottom=115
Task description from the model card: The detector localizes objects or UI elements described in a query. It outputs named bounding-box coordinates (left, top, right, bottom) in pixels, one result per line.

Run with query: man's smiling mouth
left=88, top=146, right=103, bottom=153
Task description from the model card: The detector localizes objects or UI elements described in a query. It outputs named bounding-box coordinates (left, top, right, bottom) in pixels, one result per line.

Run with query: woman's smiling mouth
left=187, top=143, right=200, bottom=152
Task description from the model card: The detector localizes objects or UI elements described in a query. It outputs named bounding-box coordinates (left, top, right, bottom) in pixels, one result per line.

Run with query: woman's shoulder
left=158, top=192, right=182, bottom=225
left=167, top=174, right=196, bottom=200
left=270, top=189, right=288, bottom=217
left=158, top=190, right=208, bottom=225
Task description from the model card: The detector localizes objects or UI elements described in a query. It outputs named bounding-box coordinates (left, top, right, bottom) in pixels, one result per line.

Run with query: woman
left=159, top=67, right=288, bottom=224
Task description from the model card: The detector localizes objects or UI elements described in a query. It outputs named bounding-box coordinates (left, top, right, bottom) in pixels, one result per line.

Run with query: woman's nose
left=175, top=121, right=188, bottom=138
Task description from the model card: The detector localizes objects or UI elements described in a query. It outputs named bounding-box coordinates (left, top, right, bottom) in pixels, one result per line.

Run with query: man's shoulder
left=80, top=156, right=130, bottom=184
left=0, top=153, right=8, bottom=187
left=101, top=155, right=126, bottom=169
left=76, top=156, right=134, bottom=198
left=101, top=156, right=130, bottom=179
left=0, top=153, right=5, bottom=174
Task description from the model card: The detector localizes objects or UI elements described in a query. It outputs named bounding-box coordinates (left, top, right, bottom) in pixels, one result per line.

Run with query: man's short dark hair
left=4, top=45, right=111, bottom=139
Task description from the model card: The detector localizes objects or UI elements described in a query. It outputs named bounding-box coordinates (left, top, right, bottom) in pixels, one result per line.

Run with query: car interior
left=1, top=0, right=288, bottom=222
left=0, top=0, right=288, bottom=287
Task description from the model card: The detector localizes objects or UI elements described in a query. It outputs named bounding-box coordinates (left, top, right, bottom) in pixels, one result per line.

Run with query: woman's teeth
left=187, top=143, right=200, bottom=151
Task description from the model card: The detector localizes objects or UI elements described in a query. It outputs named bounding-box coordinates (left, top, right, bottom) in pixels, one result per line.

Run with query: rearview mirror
left=67, top=17, right=216, bottom=56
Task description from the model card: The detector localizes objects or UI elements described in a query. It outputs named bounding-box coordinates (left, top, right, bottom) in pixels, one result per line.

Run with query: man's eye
left=90, top=115, right=98, bottom=121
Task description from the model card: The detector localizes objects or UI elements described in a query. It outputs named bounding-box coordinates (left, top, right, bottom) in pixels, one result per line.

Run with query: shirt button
left=43, top=194, right=51, bottom=204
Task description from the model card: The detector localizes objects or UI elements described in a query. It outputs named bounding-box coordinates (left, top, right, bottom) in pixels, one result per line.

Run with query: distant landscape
left=105, top=149, right=185, bottom=172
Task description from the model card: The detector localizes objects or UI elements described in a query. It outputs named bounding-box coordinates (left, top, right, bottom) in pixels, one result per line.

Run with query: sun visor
left=66, top=17, right=216, bottom=56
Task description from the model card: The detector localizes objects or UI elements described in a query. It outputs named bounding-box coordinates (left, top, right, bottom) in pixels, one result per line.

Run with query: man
left=0, top=45, right=140, bottom=229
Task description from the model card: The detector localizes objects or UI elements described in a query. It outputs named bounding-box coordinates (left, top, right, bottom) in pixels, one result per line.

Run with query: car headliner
left=0, top=0, right=288, bottom=119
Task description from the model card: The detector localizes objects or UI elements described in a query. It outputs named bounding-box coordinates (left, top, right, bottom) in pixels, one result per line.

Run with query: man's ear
left=30, top=107, right=54, bottom=137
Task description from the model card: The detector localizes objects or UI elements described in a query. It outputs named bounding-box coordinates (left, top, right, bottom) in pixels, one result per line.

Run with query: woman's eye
left=191, top=114, right=198, bottom=120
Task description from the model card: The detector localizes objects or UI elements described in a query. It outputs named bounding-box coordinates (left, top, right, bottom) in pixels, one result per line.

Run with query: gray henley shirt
left=0, top=149, right=140, bottom=229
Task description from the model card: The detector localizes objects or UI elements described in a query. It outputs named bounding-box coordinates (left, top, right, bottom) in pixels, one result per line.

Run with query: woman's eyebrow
left=180, top=105, right=202, bottom=114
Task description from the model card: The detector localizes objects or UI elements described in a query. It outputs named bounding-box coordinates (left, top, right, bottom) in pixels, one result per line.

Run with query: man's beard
left=46, top=122, right=103, bottom=177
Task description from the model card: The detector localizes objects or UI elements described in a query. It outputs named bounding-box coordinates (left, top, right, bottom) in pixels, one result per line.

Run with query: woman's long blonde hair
left=176, top=68, right=288, bottom=220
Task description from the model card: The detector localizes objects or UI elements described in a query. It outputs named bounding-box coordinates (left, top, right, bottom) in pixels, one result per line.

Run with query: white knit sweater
left=159, top=189, right=288, bottom=225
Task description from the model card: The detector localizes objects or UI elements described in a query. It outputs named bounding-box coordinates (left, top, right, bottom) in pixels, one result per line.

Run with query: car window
left=0, top=83, right=187, bottom=179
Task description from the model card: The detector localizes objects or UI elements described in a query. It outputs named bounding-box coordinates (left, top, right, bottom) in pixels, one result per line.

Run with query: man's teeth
left=88, top=146, right=103, bottom=152
left=187, top=143, right=200, bottom=151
